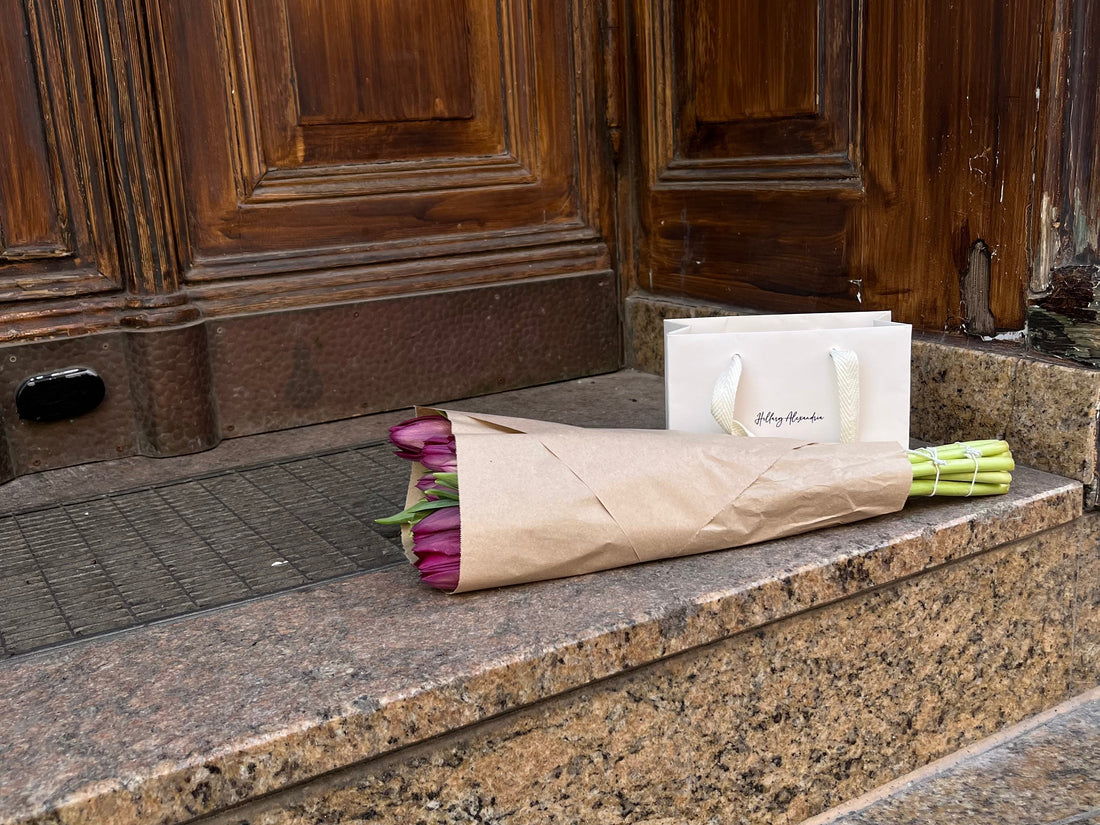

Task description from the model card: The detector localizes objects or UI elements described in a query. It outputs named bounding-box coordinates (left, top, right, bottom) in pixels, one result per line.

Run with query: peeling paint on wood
left=961, top=240, right=996, bottom=336
left=1029, top=266, right=1100, bottom=365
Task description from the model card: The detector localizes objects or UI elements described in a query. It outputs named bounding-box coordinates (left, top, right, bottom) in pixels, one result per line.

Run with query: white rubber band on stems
left=909, top=446, right=948, bottom=495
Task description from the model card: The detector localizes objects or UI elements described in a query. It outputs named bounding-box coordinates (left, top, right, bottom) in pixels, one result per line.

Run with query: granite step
left=809, top=687, right=1100, bottom=825
left=0, top=371, right=1095, bottom=825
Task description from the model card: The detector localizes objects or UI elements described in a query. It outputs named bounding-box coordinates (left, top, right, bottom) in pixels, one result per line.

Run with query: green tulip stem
left=933, top=471, right=1013, bottom=485
left=908, top=479, right=1010, bottom=497
left=907, top=440, right=1009, bottom=464
left=910, top=455, right=1015, bottom=478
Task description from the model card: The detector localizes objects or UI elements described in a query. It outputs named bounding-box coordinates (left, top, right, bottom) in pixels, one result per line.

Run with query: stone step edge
left=802, top=684, right=1100, bottom=825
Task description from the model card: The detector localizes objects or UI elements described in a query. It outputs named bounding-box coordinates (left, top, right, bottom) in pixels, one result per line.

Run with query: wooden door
left=0, top=0, right=619, bottom=480
left=628, top=0, right=1050, bottom=333
left=0, top=1, right=119, bottom=314
left=0, top=0, right=1072, bottom=481
left=0, top=0, right=135, bottom=477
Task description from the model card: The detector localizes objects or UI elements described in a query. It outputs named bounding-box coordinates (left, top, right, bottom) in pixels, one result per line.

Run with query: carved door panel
left=630, top=0, right=1049, bottom=331
left=0, top=0, right=119, bottom=333
left=152, top=0, right=618, bottom=436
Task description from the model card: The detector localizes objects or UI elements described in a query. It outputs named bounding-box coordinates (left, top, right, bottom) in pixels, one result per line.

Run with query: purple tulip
left=413, top=527, right=460, bottom=557
left=411, top=507, right=461, bottom=590
left=413, top=505, right=461, bottom=535
left=413, top=550, right=460, bottom=590
left=416, top=474, right=459, bottom=500
left=418, top=439, right=457, bottom=472
left=389, top=415, right=453, bottom=453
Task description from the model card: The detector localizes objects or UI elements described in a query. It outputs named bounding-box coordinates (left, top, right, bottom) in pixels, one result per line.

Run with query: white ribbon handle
left=828, top=347, right=860, bottom=443
left=710, top=348, right=861, bottom=442
left=709, top=354, right=753, bottom=437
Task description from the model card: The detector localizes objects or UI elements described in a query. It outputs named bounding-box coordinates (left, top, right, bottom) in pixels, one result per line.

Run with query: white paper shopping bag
left=664, top=311, right=911, bottom=446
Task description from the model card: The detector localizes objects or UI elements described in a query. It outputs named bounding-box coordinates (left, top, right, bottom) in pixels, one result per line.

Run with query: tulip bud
left=418, top=438, right=457, bottom=472
left=413, top=527, right=460, bottom=558
left=413, top=550, right=460, bottom=590
left=389, top=415, right=452, bottom=453
left=413, top=506, right=461, bottom=535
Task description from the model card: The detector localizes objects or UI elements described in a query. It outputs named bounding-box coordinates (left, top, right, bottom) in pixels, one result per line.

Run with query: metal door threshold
left=0, top=441, right=409, bottom=660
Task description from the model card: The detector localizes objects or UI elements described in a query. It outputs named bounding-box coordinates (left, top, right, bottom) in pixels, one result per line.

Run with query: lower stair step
left=810, top=687, right=1100, bottom=825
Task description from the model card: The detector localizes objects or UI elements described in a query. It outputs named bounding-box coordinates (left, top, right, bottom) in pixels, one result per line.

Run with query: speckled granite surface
left=816, top=687, right=1100, bottom=825
left=911, top=336, right=1100, bottom=495
left=1076, top=513, right=1100, bottom=692
left=0, top=461, right=1081, bottom=825
left=625, top=294, right=730, bottom=375
left=624, top=294, right=1100, bottom=492
left=207, top=520, right=1083, bottom=825
left=0, top=370, right=1092, bottom=825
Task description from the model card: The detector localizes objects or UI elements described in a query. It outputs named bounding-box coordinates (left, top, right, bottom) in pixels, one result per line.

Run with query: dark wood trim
left=0, top=0, right=122, bottom=300
left=83, top=0, right=182, bottom=302
left=0, top=272, right=620, bottom=481
left=186, top=239, right=612, bottom=317
left=1028, top=0, right=1100, bottom=362
left=1035, top=0, right=1099, bottom=279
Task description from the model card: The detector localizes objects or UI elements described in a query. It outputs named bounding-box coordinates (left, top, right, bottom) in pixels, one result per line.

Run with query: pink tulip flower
left=389, top=415, right=453, bottom=453
left=411, top=506, right=461, bottom=590
left=413, top=526, right=460, bottom=556
left=383, top=414, right=462, bottom=590
left=413, top=505, right=460, bottom=534
left=418, top=439, right=457, bottom=472
left=413, top=550, right=460, bottom=590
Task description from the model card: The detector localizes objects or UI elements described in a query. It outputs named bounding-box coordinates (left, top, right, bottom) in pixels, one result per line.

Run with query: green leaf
left=375, top=497, right=459, bottom=525
left=427, top=488, right=460, bottom=501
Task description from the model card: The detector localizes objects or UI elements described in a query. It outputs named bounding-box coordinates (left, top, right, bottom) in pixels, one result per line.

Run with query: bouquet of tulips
left=379, top=409, right=1014, bottom=593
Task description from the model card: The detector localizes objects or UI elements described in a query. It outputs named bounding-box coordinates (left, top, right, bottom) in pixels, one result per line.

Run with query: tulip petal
left=418, top=446, right=457, bottom=470
left=413, top=527, right=460, bottom=556
left=419, top=440, right=457, bottom=472
left=413, top=506, right=461, bottom=534
left=389, top=416, right=453, bottom=452
left=415, top=551, right=460, bottom=590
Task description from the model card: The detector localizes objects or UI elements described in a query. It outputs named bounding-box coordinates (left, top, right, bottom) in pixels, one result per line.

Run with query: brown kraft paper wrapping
left=405, top=409, right=913, bottom=593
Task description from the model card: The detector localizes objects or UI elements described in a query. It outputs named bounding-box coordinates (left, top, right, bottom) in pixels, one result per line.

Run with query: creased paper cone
left=404, top=409, right=912, bottom=593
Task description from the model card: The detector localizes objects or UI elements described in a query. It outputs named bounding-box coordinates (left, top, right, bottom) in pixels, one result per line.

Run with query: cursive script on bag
left=753, top=410, right=825, bottom=430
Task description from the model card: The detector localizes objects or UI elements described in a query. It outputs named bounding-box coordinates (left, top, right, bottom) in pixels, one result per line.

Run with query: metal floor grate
left=0, top=442, right=410, bottom=660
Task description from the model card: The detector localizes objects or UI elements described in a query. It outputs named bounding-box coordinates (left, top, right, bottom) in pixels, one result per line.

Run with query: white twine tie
left=960, top=443, right=982, bottom=497
left=909, top=446, right=947, bottom=495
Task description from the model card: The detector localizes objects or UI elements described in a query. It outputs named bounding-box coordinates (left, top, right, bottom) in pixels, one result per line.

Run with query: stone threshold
left=0, top=372, right=1088, bottom=825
